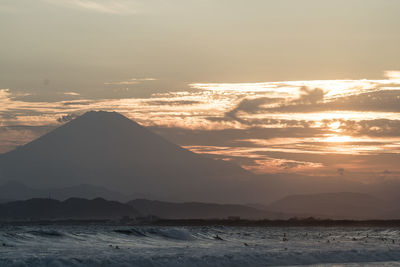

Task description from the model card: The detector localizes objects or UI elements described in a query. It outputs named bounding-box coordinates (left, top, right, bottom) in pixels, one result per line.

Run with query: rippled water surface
left=1, top=225, right=400, bottom=266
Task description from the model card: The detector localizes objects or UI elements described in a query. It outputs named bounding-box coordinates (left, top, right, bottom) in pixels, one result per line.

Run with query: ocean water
left=0, top=225, right=399, bottom=267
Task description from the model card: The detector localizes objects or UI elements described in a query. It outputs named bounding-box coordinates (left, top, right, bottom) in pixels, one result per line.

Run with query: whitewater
left=1, top=225, right=400, bottom=266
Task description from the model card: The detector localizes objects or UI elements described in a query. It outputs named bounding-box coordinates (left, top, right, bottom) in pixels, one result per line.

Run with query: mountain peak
left=79, top=110, right=127, bottom=120
left=66, top=110, right=143, bottom=131
left=0, top=111, right=248, bottom=202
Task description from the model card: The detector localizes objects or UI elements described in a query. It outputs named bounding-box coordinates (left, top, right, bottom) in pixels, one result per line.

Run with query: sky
left=1, top=0, right=400, bottom=181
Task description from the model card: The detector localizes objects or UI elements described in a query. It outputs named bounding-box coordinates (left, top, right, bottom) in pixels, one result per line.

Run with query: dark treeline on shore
left=151, top=218, right=400, bottom=227
left=2, top=218, right=400, bottom=228
left=1, top=197, right=400, bottom=226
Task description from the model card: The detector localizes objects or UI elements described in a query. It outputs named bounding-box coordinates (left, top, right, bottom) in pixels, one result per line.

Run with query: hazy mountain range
left=128, top=199, right=287, bottom=220
left=0, top=181, right=130, bottom=202
left=0, top=111, right=399, bottom=219
left=0, top=181, right=398, bottom=220
left=0, top=197, right=288, bottom=221
left=2, top=180, right=398, bottom=220
left=0, top=192, right=398, bottom=221
left=264, top=192, right=397, bottom=220
left=0, top=198, right=139, bottom=221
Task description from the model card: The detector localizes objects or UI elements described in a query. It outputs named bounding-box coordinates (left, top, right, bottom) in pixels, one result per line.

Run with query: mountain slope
left=267, top=192, right=387, bottom=219
left=0, top=181, right=130, bottom=202
left=0, top=198, right=139, bottom=220
left=0, top=111, right=249, bottom=202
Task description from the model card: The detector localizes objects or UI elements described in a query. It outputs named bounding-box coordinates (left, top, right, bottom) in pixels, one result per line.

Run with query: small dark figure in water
left=283, top=233, right=288, bottom=241
left=115, top=246, right=120, bottom=249
left=244, top=243, right=249, bottom=247
left=214, top=234, right=223, bottom=240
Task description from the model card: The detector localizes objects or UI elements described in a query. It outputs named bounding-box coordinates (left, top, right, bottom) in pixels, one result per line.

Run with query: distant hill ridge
left=0, top=197, right=139, bottom=220
left=128, top=199, right=287, bottom=220
left=0, top=197, right=286, bottom=221
left=266, top=192, right=390, bottom=220
left=0, top=181, right=130, bottom=202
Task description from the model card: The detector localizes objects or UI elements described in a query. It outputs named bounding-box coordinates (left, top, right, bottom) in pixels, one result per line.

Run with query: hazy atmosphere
left=1, top=0, right=400, bottom=180
left=2, top=1, right=400, bottom=266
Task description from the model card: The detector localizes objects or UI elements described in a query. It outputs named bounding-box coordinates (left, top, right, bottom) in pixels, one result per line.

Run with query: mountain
left=0, top=181, right=130, bottom=202
left=0, top=198, right=139, bottom=221
left=50, top=184, right=130, bottom=201
left=0, top=111, right=249, bottom=202
left=266, top=192, right=388, bottom=219
left=128, top=199, right=288, bottom=220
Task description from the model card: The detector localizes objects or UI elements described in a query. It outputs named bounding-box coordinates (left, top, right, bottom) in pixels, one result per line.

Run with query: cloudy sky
left=1, top=0, right=400, bottom=181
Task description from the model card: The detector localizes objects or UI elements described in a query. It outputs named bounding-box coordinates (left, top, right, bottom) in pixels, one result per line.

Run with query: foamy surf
left=1, top=226, right=400, bottom=266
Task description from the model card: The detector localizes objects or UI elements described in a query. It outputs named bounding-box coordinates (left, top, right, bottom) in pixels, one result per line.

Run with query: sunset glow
left=2, top=1, right=400, bottom=264
left=1, top=0, right=400, bottom=181
left=1, top=76, right=400, bottom=177
left=322, top=135, right=353, bottom=143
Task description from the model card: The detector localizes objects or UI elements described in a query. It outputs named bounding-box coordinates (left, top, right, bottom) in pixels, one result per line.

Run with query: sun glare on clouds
left=1, top=73, right=400, bottom=176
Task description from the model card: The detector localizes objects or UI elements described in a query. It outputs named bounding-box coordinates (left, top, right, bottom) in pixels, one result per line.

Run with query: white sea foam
left=0, top=226, right=400, bottom=266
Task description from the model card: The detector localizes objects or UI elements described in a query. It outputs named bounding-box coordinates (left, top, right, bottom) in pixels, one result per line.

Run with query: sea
left=0, top=225, right=400, bottom=266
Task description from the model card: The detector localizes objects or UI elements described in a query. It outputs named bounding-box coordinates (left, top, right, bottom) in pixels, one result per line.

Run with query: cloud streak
left=104, top=78, right=157, bottom=85
left=44, top=0, right=140, bottom=14
left=1, top=76, right=400, bottom=176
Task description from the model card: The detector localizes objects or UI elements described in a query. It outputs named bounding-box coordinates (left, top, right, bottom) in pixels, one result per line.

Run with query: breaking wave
left=0, top=226, right=400, bottom=266
left=113, top=227, right=193, bottom=240
left=28, top=230, right=64, bottom=237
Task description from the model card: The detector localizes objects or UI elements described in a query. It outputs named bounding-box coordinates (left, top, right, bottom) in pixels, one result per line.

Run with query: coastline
left=2, top=218, right=400, bottom=227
